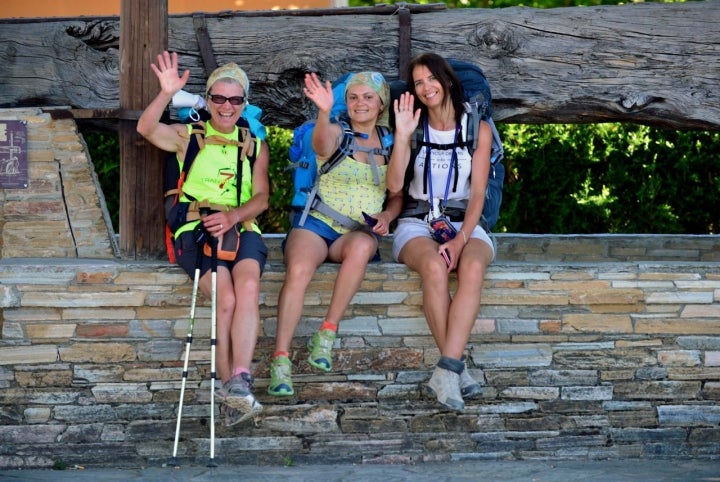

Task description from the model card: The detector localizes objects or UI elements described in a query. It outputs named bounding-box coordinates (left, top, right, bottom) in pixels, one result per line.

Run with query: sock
left=232, top=366, right=251, bottom=377
left=274, top=350, right=290, bottom=359
left=437, top=356, right=464, bottom=375
left=320, top=320, right=338, bottom=332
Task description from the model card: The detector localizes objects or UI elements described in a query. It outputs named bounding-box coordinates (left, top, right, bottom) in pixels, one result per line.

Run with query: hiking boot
left=219, top=402, right=246, bottom=427
left=268, top=355, right=294, bottom=396
left=460, top=356, right=483, bottom=399
left=218, top=372, right=263, bottom=421
left=425, top=365, right=464, bottom=411
left=307, top=329, right=336, bottom=372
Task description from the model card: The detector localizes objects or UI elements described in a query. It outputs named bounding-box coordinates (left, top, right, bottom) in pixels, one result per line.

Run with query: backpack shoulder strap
left=298, top=120, right=354, bottom=228
left=318, top=120, right=354, bottom=177
left=236, top=117, right=257, bottom=167
left=184, top=121, right=206, bottom=173
left=164, top=121, right=206, bottom=200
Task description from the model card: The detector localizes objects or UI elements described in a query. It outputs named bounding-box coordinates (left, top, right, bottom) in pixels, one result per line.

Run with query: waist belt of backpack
left=298, top=184, right=361, bottom=231
left=183, top=199, right=233, bottom=222
left=400, top=199, right=469, bottom=219
left=183, top=199, right=257, bottom=232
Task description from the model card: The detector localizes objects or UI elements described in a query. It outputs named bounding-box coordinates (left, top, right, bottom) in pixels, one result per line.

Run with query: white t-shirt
left=407, top=110, right=472, bottom=207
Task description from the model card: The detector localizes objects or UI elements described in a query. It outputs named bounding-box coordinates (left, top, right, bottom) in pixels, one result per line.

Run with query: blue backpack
left=287, top=73, right=393, bottom=228
left=402, top=58, right=505, bottom=231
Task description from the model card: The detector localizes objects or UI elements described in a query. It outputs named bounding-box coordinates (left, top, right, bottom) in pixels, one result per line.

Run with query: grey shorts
left=392, top=217, right=495, bottom=262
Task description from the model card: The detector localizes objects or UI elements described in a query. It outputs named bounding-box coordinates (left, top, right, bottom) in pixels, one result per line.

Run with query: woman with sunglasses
left=137, top=51, right=269, bottom=426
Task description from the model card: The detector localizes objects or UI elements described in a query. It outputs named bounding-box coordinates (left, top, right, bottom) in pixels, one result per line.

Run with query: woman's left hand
left=370, top=211, right=392, bottom=237
left=438, top=236, right=465, bottom=271
left=202, top=211, right=235, bottom=237
left=393, top=92, right=421, bottom=139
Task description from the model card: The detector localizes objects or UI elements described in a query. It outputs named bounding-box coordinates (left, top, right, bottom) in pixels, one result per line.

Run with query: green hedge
left=83, top=123, right=719, bottom=235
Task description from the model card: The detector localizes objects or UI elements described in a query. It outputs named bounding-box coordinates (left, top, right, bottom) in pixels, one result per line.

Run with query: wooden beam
left=119, top=0, right=168, bottom=259
left=3, top=3, right=716, bottom=131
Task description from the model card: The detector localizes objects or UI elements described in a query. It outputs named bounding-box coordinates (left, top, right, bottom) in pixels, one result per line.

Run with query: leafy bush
left=82, top=123, right=719, bottom=235
left=258, top=126, right=293, bottom=233
left=497, top=123, right=719, bottom=234
left=82, top=130, right=120, bottom=230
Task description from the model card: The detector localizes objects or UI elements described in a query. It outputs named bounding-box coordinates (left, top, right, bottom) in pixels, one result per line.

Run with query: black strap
left=318, top=121, right=354, bottom=176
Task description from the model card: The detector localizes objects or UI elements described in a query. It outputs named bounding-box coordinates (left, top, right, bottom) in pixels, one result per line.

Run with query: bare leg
left=199, top=267, right=233, bottom=383
left=398, top=237, right=452, bottom=350
left=443, top=239, right=492, bottom=359
left=274, top=229, right=328, bottom=353
left=229, top=258, right=262, bottom=371
left=325, top=231, right=379, bottom=324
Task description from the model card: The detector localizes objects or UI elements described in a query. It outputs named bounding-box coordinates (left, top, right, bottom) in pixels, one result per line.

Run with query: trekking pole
left=207, top=232, right=219, bottom=467
left=170, top=226, right=206, bottom=467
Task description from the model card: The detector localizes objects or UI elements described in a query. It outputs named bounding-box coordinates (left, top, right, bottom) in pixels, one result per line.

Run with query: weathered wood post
left=118, top=0, right=168, bottom=259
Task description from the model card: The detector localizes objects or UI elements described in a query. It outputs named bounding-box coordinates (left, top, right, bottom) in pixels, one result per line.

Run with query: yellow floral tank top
left=313, top=155, right=387, bottom=234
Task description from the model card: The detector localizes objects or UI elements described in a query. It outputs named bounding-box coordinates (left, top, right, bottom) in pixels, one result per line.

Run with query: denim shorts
left=284, top=211, right=381, bottom=262
left=288, top=211, right=342, bottom=248
left=174, top=229, right=268, bottom=279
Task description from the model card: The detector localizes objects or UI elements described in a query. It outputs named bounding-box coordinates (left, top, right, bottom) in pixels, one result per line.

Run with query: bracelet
left=460, top=230, right=468, bottom=245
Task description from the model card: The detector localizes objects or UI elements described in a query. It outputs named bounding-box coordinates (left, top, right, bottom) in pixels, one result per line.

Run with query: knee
left=233, top=275, right=260, bottom=301
left=217, top=291, right=236, bottom=319
left=344, top=235, right=378, bottom=261
left=285, top=260, right=317, bottom=286
left=421, top=255, right=450, bottom=282
left=459, top=256, right=488, bottom=285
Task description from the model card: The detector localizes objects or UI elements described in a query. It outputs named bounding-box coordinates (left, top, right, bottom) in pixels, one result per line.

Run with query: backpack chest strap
left=350, top=142, right=383, bottom=186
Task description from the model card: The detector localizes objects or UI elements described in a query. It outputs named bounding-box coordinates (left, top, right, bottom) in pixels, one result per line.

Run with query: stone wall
left=0, top=108, right=719, bottom=469
left=1, top=254, right=719, bottom=468
left=0, top=108, right=116, bottom=259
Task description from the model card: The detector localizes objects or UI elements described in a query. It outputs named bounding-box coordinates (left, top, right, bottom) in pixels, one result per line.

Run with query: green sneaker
left=307, top=329, right=336, bottom=372
left=268, top=355, right=294, bottom=396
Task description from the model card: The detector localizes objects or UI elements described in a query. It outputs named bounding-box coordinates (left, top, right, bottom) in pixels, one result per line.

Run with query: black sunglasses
left=207, top=94, right=245, bottom=106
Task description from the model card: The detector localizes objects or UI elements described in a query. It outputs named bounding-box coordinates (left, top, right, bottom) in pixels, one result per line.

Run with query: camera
left=428, top=216, right=457, bottom=244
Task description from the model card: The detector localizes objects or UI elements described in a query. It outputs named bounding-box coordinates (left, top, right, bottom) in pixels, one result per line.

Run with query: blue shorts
left=174, top=229, right=268, bottom=279
left=289, top=211, right=342, bottom=248
left=284, top=211, right=381, bottom=262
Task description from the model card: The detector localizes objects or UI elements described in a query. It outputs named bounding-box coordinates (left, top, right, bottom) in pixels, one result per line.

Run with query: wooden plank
left=118, top=0, right=168, bottom=259
left=1, top=2, right=717, bottom=130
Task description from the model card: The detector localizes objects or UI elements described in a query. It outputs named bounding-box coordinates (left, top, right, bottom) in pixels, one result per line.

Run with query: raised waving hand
left=150, top=51, right=191, bottom=97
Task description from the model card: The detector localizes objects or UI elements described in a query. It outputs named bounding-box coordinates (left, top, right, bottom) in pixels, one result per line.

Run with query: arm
left=372, top=189, right=403, bottom=237
left=239, top=140, right=271, bottom=223
left=304, top=72, right=342, bottom=159
left=461, top=120, right=492, bottom=238
left=386, top=92, right=421, bottom=194
left=136, top=51, right=191, bottom=154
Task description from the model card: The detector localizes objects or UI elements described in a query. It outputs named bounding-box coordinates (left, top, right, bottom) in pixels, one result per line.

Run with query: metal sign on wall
left=0, top=120, right=28, bottom=189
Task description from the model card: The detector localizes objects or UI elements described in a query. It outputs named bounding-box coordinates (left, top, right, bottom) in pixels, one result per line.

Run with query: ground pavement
left=1, top=458, right=719, bottom=481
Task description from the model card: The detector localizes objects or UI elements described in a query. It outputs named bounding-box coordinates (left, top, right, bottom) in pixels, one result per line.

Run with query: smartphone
left=362, top=211, right=378, bottom=227
left=440, top=249, right=451, bottom=266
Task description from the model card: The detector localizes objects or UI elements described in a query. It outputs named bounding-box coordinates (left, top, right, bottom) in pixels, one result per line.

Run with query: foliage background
left=82, top=0, right=719, bottom=235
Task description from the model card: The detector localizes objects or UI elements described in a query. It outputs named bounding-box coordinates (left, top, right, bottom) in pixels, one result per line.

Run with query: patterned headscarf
left=345, top=71, right=390, bottom=127
left=206, top=62, right=250, bottom=99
